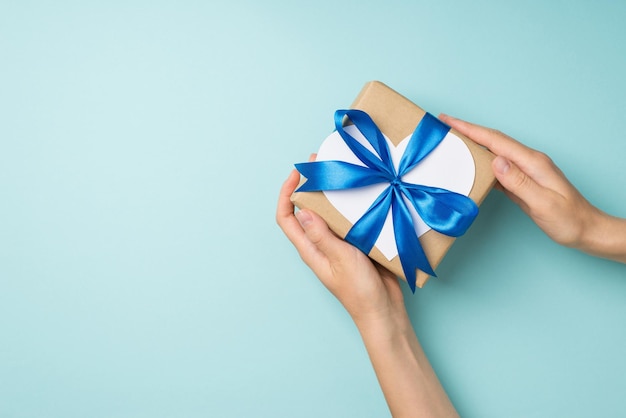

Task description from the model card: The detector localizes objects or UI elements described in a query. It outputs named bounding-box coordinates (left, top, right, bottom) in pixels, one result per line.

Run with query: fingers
left=439, top=114, right=538, bottom=170
left=439, top=113, right=566, bottom=186
left=276, top=168, right=347, bottom=272
left=276, top=169, right=308, bottom=247
left=492, top=155, right=550, bottom=212
left=295, top=209, right=350, bottom=266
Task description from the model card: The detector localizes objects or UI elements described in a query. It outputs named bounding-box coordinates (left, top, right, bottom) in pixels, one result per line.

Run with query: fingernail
left=493, top=156, right=510, bottom=174
left=295, top=210, right=312, bottom=227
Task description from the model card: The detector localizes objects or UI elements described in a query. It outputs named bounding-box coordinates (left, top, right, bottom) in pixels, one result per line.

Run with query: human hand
left=439, top=114, right=626, bottom=263
left=277, top=159, right=459, bottom=418
left=276, top=162, right=408, bottom=328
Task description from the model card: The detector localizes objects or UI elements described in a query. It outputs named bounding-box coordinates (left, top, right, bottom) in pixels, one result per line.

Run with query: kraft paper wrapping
left=291, top=81, right=496, bottom=288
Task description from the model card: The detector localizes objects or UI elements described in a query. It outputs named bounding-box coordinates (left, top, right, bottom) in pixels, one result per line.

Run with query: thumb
left=493, top=156, right=548, bottom=208
left=296, top=210, right=350, bottom=264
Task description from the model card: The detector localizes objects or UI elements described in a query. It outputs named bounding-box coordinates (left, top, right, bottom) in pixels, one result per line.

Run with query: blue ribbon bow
left=295, top=109, right=478, bottom=292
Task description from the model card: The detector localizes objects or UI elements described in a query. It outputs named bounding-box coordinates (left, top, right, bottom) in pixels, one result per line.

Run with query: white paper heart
left=316, top=124, right=475, bottom=261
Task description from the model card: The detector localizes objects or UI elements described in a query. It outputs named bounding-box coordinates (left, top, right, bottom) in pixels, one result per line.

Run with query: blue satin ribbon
left=296, top=109, right=478, bottom=292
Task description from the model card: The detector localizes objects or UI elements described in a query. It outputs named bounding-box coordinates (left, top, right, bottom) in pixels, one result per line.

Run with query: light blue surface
left=1, top=1, right=625, bottom=417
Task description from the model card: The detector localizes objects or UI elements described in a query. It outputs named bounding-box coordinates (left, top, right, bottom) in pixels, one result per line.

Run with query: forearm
left=355, top=314, right=458, bottom=418
left=581, top=209, right=626, bottom=264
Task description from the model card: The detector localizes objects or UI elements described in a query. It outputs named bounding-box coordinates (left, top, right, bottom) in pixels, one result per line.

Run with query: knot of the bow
left=389, top=177, right=402, bottom=188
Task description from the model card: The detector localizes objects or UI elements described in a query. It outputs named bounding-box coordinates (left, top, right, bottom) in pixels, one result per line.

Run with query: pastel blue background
left=1, top=1, right=625, bottom=417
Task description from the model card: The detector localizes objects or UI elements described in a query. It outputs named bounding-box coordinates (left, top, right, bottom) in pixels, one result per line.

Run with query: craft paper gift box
left=291, top=81, right=496, bottom=290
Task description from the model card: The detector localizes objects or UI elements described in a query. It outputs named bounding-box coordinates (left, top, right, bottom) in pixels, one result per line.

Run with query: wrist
left=353, top=307, right=414, bottom=344
left=577, top=206, right=605, bottom=250
left=578, top=208, right=626, bottom=263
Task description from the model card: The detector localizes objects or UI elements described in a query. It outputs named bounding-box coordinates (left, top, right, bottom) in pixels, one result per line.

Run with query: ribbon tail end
left=408, top=280, right=416, bottom=294
left=293, top=180, right=309, bottom=193
left=403, top=262, right=437, bottom=293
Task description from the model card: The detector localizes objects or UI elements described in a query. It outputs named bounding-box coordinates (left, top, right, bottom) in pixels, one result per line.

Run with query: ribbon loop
left=295, top=109, right=478, bottom=292
left=399, top=112, right=451, bottom=174
left=334, top=110, right=396, bottom=177
left=402, top=185, right=478, bottom=236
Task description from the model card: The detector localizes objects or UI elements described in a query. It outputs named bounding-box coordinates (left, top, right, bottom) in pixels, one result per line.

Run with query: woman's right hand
left=439, top=114, right=626, bottom=263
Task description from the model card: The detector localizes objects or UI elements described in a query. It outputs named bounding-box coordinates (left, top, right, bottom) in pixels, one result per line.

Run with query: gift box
left=291, top=81, right=496, bottom=290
